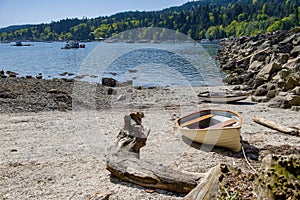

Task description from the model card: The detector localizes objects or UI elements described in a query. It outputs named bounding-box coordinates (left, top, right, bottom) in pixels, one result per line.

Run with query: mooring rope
left=241, top=140, right=258, bottom=174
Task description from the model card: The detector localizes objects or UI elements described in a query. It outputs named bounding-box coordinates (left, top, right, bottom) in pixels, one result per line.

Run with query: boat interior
left=179, top=110, right=239, bottom=130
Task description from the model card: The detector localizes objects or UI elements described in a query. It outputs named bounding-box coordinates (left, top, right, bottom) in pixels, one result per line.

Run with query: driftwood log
left=252, top=116, right=299, bottom=136
left=105, top=113, right=205, bottom=193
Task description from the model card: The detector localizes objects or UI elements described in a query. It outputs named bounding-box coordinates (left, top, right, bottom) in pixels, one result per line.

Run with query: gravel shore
left=0, top=77, right=299, bottom=199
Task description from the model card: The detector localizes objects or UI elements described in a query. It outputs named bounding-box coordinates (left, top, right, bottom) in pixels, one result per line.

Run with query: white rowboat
left=176, top=109, right=242, bottom=152
left=198, top=91, right=248, bottom=103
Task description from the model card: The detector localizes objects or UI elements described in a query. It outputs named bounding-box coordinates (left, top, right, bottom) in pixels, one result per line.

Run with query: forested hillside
left=0, top=0, right=299, bottom=42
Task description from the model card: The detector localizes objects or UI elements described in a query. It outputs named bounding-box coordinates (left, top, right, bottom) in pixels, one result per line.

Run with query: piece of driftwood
left=252, top=117, right=299, bottom=136
left=106, top=113, right=205, bottom=193
left=184, top=165, right=221, bottom=200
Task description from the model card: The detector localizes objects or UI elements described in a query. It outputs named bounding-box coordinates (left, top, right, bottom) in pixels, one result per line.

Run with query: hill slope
left=0, top=0, right=299, bottom=42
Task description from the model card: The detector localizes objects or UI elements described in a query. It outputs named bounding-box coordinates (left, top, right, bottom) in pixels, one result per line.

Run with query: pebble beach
left=1, top=76, right=299, bottom=199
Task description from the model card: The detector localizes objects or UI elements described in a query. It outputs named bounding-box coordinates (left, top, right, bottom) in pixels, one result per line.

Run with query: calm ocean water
left=0, top=41, right=224, bottom=86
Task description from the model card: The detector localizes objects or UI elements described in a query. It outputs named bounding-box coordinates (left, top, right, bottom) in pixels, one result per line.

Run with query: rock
left=232, top=85, right=241, bottom=90
left=255, top=85, right=268, bottom=96
left=254, top=155, right=300, bottom=200
left=257, top=62, right=282, bottom=80
left=291, top=106, right=300, bottom=111
left=266, top=90, right=276, bottom=99
left=222, top=60, right=236, bottom=70
left=61, top=78, right=74, bottom=82
left=290, top=45, right=300, bottom=58
left=107, top=88, right=116, bottom=95
left=248, top=61, right=263, bottom=71
left=266, top=82, right=276, bottom=90
left=279, top=34, right=296, bottom=45
left=59, top=72, right=68, bottom=76
left=277, top=53, right=290, bottom=64
left=283, top=76, right=299, bottom=91
left=278, top=69, right=290, bottom=79
left=253, top=76, right=268, bottom=88
left=6, top=71, right=18, bottom=77
left=250, top=48, right=269, bottom=64
left=278, top=91, right=288, bottom=96
left=267, top=96, right=290, bottom=109
left=36, top=73, right=43, bottom=79
left=292, top=35, right=300, bottom=45
left=102, top=78, right=117, bottom=87
left=0, top=91, right=16, bottom=99
left=276, top=78, right=286, bottom=88
left=292, top=86, right=300, bottom=95
left=251, top=96, right=269, bottom=103
left=278, top=43, right=293, bottom=53
left=289, top=95, right=300, bottom=106
left=283, top=57, right=300, bottom=72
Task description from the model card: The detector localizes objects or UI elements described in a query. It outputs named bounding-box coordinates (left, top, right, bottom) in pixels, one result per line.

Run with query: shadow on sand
left=181, top=135, right=259, bottom=161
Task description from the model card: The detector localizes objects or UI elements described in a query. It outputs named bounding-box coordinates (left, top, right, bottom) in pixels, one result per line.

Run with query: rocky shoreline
left=216, top=28, right=300, bottom=111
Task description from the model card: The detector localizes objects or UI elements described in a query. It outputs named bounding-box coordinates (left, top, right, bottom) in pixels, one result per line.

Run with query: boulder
left=251, top=96, right=269, bottom=103
left=290, top=45, right=300, bottom=58
left=266, top=82, right=276, bottom=90
left=283, top=76, right=299, bottom=91
left=283, top=57, right=300, bottom=72
left=255, top=85, right=268, bottom=96
left=107, top=88, right=116, bottom=95
left=277, top=53, right=290, bottom=64
left=250, top=48, right=269, bottom=64
left=248, top=61, right=263, bottom=71
left=278, top=43, right=293, bottom=53
left=278, top=69, right=290, bottom=79
left=267, top=96, right=290, bottom=109
left=289, top=95, right=300, bottom=106
left=266, top=90, right=276, bottom=99
left=292, top=35, right=300, bottom=45
left=291, top=106, right=300, bottom=111
left=257, top=62, right=282, bottom=80
left=292, top=86, right=300, bottom=95
left=102, top=78, right=118, bottom=87
left=253, top=76, right=268, bottom=88
left=6, top=71, right=18, bottom=77
left=279, top=34, right=296, bottom=45
left=36, top=73, right=43, bottom=79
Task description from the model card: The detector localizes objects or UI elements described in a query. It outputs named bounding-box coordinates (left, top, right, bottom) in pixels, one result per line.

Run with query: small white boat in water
left=198, top=91, right=249, bottom=103
left=176, top=109, right=242, bottom=152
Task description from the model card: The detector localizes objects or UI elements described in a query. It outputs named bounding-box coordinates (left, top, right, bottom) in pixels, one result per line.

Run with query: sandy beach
left=1, top=78, right=299, bottom=199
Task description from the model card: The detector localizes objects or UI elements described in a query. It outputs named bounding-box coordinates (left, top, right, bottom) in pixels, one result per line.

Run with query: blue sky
left=0, top=0, right=191, bottom=28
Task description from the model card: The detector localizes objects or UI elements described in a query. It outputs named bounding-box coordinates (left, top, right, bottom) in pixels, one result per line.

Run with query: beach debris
left=252, top=117, right=299, bottom=136
left=105, top=113, right=234, bottom=198
left=105, top=113, right=204, bottom=193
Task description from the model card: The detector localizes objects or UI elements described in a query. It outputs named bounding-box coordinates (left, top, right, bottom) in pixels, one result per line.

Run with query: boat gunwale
left=175, top=109, right=242, bottom=130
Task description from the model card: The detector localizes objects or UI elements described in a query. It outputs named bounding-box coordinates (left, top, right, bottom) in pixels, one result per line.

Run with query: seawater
left=0, top=41, right=225, bottom=86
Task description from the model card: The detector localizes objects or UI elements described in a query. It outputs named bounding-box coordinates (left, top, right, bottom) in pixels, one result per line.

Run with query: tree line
left=0, top=0, right=299, bottom=42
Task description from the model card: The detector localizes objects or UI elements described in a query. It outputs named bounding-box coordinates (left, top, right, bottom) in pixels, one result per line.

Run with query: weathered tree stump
left=105, top=113, right=204, bottom=193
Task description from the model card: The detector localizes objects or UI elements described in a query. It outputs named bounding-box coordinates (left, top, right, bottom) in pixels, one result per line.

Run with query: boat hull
left=176, top=109, right=242, bottom=152
left=198, top=91, right=249, bottom=103
left=198, top=95, right=248, bottom=103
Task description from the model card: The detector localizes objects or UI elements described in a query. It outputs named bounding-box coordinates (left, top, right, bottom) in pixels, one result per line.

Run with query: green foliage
left=0, top=0, right=299, bottom=42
